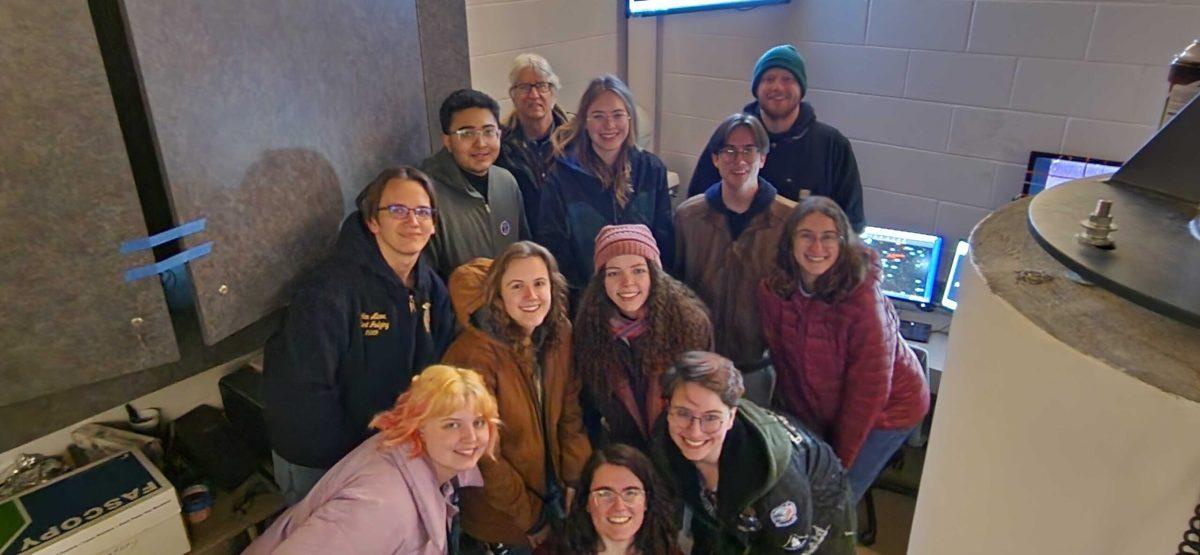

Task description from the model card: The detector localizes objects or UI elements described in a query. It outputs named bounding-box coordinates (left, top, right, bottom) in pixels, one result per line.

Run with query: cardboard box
left=0, top=450, right=188, bottom=555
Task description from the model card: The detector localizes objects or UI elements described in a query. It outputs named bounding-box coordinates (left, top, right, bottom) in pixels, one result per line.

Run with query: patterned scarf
left=609, top=312, right=649, bottom=343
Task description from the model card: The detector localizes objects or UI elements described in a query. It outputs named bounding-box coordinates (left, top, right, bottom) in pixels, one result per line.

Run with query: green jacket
left=420, top=149, right=526, bottom=277
left=652, top=401, right=856, bottom=555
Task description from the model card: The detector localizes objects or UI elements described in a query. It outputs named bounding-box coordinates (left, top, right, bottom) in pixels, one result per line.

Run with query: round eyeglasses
left=378, top=203, right=436, bottom=221
left=667, top=407, right=729, bottom=434
left=590, top=487, right=646, bottom=507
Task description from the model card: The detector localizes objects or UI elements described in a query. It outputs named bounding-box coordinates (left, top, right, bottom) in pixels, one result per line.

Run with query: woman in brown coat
left=573, top=224, right=712, bottom=451
left=443, top=241, right=592, bottom=553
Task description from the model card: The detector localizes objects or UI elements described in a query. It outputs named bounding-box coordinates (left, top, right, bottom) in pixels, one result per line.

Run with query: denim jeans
left=846, top=426, right=915, bottom=504
left=272, top=451, right=328, bottom=506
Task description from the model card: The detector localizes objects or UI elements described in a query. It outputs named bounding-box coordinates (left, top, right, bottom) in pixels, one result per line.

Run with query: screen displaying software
left=1023, top=151, right=1123, bottom=196
left=627, top=0, right=789, bottom=17
left=860, top=226, right=944, bottom=305
left=941, top=240, right=970, bottom=311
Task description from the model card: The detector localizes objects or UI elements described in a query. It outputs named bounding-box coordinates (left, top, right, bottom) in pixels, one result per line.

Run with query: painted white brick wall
left=465, top=0, right=620, bottom=120
left=655, top=0, right=1195, bottom=282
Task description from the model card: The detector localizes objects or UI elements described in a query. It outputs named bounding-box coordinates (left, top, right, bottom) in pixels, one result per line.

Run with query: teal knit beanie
left=751, top=44, right=807, bottom=97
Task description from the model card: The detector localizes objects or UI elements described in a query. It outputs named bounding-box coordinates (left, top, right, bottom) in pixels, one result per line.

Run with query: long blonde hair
left=552, top=74, right=639, bottom=207
left=369, top=364, right=501, bottom=459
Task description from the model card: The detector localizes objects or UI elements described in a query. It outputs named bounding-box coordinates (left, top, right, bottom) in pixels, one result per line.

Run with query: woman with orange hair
left=245, top=364, right=499, bottom=554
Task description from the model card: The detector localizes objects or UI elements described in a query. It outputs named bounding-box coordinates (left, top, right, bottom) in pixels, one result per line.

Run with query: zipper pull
left=409, top=293, right=415, bottom=315
left=422, top=301, right=432, bottom=334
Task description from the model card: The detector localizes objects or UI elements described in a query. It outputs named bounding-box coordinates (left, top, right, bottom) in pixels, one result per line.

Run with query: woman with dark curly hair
left=535, top=443, right=680, bottom=555
left=573, top=224, right=712, bottom=451
left=443, top=241, right=592, bottom=553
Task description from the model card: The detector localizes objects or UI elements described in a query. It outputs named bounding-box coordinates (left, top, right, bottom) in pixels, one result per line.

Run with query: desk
left=896, top=309, right=952, bottom=394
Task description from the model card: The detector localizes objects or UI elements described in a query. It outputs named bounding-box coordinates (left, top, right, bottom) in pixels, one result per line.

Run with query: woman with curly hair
left=535, top=443, right=680, bottom=555
left=573, top=224, right=712, bottom=451
left=442, top=241, right=592, bottom=553
left=245, top=364, right=499, bottom=554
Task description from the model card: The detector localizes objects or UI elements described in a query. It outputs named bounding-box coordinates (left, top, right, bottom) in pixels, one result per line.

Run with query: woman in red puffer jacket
left=758, top=196, right=929, bottom=504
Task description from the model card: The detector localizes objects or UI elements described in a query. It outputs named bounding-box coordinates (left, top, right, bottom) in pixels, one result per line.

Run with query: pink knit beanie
left=592, top=224, right=661, bottom=271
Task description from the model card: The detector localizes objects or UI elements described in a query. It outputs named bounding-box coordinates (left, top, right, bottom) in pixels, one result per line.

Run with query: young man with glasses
left=494, top=53, right=570, bottom=235
left=673, top=113, right=795, bottom=406
left=685, top=44, right=865, bottom=233
left=650, top=351, right=855, bottom=555
left=420, top=88, right=527, bottom=277
left=263, top=167, right=454, bottom=504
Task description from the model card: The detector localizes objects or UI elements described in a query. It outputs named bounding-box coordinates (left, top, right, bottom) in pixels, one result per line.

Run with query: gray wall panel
left=0, top=1, right=179, bottom=405
left=417, top=0, right=471, bottom=148
left=121, top=0, right=433, bottom=345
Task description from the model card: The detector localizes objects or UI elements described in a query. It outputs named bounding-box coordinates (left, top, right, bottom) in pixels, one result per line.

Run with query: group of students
left=249, top=44, right=930, bottom=555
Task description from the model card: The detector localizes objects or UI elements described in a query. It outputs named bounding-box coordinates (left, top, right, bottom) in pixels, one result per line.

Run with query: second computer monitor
left=860, top=226, right=944, bottom=305
left=941, top=240, right=970, bottom=311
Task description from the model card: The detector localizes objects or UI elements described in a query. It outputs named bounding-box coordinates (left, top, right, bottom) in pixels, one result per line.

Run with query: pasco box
left=0, top=450, right=188, bottom=555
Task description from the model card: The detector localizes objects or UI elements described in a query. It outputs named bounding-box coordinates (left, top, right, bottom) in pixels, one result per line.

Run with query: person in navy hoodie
left=262, top=166, right=455, bottom=505
left=537, top=75, right=673, bottom=297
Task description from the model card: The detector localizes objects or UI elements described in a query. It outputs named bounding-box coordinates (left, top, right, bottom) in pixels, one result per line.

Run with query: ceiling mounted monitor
left=627, top=0, right=790, bottom=18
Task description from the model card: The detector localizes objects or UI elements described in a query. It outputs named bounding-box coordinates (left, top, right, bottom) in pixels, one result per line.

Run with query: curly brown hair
left=573, top=262, right=712, bottom=402
left=767, top=196, right=872, bottom=303
left=482, top=241, right=571, bottom=360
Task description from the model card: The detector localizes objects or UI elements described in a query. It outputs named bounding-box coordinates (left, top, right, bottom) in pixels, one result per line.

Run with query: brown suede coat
left=442, top=259, right=591, bottom=546
left=673, top=187, right=796, bottom=367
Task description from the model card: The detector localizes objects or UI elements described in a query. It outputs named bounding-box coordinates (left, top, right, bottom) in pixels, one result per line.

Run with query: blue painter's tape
left=124, top=242, right=213, bottom=282
left=120, top=218, right=206, bottom=254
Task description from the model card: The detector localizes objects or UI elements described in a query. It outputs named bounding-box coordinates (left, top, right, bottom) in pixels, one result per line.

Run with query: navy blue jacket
left=263, top=212, right=454, bottom=469
left=687, top=101, right=865, bottom=232
left=537, top=148, right=674, bottom=291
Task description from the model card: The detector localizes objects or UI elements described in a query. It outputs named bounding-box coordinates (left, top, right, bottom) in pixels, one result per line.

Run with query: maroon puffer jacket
left=758, top=265, right=930, bottom=468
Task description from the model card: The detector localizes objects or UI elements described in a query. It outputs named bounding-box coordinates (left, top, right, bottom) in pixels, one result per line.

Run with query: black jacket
left=537, top=148, right=674, bottom=292
left=687, top=101, right=865, bottom=232
left=495, top=108, right=569, bottom=236
left=262, top=212, right=454, bottom=469
left=651, top=401, right=856, bottom=555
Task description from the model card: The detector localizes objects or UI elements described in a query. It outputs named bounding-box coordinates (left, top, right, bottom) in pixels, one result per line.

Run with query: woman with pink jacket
left=245, top=364, right=500, bottom=554
left=758, top=197, right=930, bottom=504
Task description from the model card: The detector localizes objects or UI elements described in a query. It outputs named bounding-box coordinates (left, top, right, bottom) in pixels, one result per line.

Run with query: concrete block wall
left=465, top=0, right=621, bottom=122
left=656, top=0, right=1198, bottom=278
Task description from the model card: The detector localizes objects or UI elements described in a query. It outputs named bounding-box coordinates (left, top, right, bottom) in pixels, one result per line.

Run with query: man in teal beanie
left=687, top=43, right=865, bottom=232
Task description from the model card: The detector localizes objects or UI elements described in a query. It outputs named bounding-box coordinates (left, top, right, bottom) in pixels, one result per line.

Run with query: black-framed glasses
left=511, top=81, right=553, bottom=96
left=379, top=203, right=436, bottom=221
left=667, top=407, right=729, bottom=434
left=717, top=145, right=761, bottom=162
left=590, top=487, right=646, bottom=507
left=795, top=231, right=842, bottom=248
left=451, top=127, right=501, bottom=141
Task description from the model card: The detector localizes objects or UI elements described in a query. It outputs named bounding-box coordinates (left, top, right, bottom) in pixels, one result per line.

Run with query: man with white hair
left=495, top=53, right=570, bottom=235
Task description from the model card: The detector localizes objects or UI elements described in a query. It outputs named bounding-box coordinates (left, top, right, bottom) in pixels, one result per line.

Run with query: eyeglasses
left=379, top=203, right=436, bottom=221
left=590, top=487, right=646, bottom=507
left=451, top=127, right=501, bottom=142
left=587, top=111, right=629, bottom=126
left=511, top=81, right=553, bottom=96
left=795, top=231, right=842, bottom=248
left=667, top=407, right=729, bottom=434
left=717, top=145, right=761, bottom=162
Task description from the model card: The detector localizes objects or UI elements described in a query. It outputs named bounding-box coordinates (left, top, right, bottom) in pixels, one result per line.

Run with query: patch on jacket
left=782, top=524, right=828, bottom=553
left=770, top=500, right=798, bottom=528
left=499, top=220, right=512, bottom=236
left=359, top=312, right=389, bottom=336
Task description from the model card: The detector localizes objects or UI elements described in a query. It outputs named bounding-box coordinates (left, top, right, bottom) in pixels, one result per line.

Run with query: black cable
left=1178, top=502, right=1200, bottom=555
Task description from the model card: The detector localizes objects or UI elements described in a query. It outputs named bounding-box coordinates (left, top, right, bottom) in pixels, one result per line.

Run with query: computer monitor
left=627, top=0, right=789, bottom=17
left=859, top=226, right=944, bottom=305
left=1022, top=151, right=1123, bottom=196
left=941, top=240, right=970, bottom=311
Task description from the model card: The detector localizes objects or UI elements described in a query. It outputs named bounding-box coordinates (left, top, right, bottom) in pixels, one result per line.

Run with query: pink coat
left=758, top=266, right=930, bottom=468
left=245, top=434, right=482, bottom=554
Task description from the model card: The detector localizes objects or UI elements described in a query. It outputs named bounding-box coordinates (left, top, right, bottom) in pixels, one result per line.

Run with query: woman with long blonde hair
left=536, top=75, right=674, bottom=296
left=442, top=241, right=592, bottom=553
left=246, top=364, right=500, bottom=554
